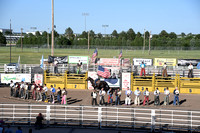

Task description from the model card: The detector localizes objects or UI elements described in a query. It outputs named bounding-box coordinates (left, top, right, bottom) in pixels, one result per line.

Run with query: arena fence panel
left=44, top=71, right=88, bottom=89
left=131, top=73, right=200, bottom=94
left=0, top=104, right=200, bottom=132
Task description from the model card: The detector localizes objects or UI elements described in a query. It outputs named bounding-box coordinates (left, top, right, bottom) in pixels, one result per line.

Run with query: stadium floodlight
left=82, top=13, right=89, bottom=31
left=102, top=25, right=109, bottom=37
left=51, top=0, right=54, bottom=56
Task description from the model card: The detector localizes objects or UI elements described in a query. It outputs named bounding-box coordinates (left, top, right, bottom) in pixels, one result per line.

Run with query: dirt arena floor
left=0, top=87, right=200, bottom=111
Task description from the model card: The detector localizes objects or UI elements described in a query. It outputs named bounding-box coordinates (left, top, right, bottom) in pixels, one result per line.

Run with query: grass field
left=0, top=47, right=200, bottom=64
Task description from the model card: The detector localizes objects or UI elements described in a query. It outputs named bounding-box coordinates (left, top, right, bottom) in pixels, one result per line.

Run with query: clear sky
left=0, top=0, right=200, bottom=35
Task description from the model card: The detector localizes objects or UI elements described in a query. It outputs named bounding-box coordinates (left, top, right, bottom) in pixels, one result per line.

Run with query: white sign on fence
left=133, top=58, right=153, bottom=66
left=68, top=56, right=89, bottom=64
left=1, top=74, right=31, bottom=83
left=122, top=73, right=131, bottom=90
left=34, top=74, right=43, bottom=85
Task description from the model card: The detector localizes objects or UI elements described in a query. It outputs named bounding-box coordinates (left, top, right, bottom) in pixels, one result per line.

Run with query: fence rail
left=0, top=104, right=200, bottom=132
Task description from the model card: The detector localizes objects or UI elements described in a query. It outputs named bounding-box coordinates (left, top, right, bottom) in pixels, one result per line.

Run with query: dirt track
left=0, top=87, right=200, bottom=111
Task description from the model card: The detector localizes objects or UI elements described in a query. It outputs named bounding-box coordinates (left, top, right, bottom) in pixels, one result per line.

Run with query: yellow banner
left=154, top=58, right=176, bottom=66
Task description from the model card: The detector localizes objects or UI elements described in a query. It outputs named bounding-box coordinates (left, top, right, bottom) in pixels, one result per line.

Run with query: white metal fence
left=0, top=104, right=200, bottom=132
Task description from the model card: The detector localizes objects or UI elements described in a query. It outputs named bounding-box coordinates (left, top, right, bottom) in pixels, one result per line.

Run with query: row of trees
left=12, top=28, right=200, bottom=48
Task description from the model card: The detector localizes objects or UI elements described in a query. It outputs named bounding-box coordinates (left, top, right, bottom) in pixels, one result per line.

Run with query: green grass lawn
left=0, top=47, right=200, bottom=64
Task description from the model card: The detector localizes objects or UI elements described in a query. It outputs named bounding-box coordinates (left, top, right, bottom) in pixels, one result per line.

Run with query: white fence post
left=151, top=109, right=156, bottom=132
left=46, top=105, right=51, bottom=126
left=98, top=107, right=102, bottom=129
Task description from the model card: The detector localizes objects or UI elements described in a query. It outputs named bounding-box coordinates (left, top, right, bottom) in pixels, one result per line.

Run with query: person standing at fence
left=10, top=80, right=15, bottom=97
left=164, top=87, right=170, bottom=105
left=115, top=88, right=121, bottom=105
left=50, top=85, right=56, bottom=104
left=143, top=88, right=150, bottom=106
left=140, top=61, right=146, bottom=76
left=35, top=113, right=44, bottom=130
left=154, top=88, right=160, bottom=106
left=188, top=63, right=194, bottom=78
left=99, top=88, right=106, bottom=106
left=36, top=85, right=42, bottom=101
left=173, top=87, right=180, bottom=106
left=91, top=89, right=97, bottom=106
left=77, top=60, right=82, bottom=74
left=14, top=82, right=20, bottom=97
left=162, top=62, right=168, bottom=77
left=125, top=87, right=132, bottom=105
left=57, top=87, right=62, bottom=104
left=61, top=91, right=67, bottom=105
left=54, top=58, right=58, bottom=74
left=24, top=83, right=29, bottom=100
left=107, top=88, right=113, bottom=105
left=19, top=81, right=25, bottom=98
left=31, top=81, right=36, bottom=100
left=134, top=87, right=141, bottom=106
left=42, top=84, right=48, bottom=102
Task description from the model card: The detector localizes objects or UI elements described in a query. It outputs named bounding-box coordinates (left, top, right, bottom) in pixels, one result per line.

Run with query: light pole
left=47, top=28, right=49, bottom=49
left=82, top=13, right=89, bottom=31
left=88, top=30, right=90, bottom=54
left=148, top=31, right=151, bottom=55
left=10, top=19, right=11, bottom=63
left=51, top=0, right=54, bottom=56
left=21, top=28, right=23, bottom=52
left=102, top=25, right=109, bottom=37
left=143, top=29, right=145, bottom=54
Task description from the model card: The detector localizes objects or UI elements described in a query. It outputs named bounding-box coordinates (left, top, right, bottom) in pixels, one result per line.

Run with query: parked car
left=5, top=63, right=20, bottom=73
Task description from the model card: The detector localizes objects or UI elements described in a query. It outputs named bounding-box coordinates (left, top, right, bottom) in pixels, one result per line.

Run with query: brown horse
left=86, top=77, right=110, bottom=92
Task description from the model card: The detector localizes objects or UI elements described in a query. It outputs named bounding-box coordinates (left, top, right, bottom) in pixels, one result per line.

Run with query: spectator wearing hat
left=162, top=62, right=168, bottom=77
left=173, top=87, right=180, bottom=106
left=134, top=87, right=141, bottom=106
left=143, top=88, right=150, bottom=106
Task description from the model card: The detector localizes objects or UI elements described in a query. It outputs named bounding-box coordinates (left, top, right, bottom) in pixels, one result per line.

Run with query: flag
left=18, top=56, right=20, bottom=65
left=118, top=49, right=122, bottom=59
left=92, top=48, right=98, bottom=59
left=97, top=66, right=110, bottom=78
left=40, top=55, right=44, bottom=68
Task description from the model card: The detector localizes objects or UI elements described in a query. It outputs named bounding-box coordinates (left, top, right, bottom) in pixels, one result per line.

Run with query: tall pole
left=88, top=30, right=90, bottom=54
left=51, top=0, right=54, bottom=56
left=143, top=29, right=145, bottom=54
left=10, top=19, right=11, bottom=63
left=82, top=13, right=89, bottom=31
left=148, top=31, right=151, bottom=55
left=21, top=28, right=23, bottom=52
left=47, top=28, right=49, bottom=49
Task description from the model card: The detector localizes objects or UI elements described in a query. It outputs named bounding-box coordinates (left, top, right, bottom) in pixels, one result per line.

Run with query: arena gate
left=131, top=73, right=200, bottom=94
left=44, top=71, right=88, bottom=89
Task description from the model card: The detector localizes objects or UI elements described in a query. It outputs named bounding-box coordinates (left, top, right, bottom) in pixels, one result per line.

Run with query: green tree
left=5, top=30, right=12, bottom=35
left=181, top=32, right=186, bottom=38
left=80, top=31, right=88, bottom=39
left=136, top=32, right=142, bottom=38
left=169, top=32, right=177, bottom=39
left=127, top=28, right=136, bottom=40
left=89, top=30, right=95, bottom=38
left=159, top=30, right=168, bottom=38
left=119, top=31, right=127, bottom=39
left=35, top=31, right=41, bottom=37
left=65, top=27, right=74, bottom=39
left=195, top=34, right=200, bottom=39
left=111, top=30, right=118, bottom=38
left=97, top=33, right=103, bottom=38
left=145, top=31, right=150, bottom=40
left=0, top=32, right=6, bottom=45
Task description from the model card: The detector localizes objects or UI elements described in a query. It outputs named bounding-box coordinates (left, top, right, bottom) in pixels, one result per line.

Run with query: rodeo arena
left=1, top=50, right=200, bottom=133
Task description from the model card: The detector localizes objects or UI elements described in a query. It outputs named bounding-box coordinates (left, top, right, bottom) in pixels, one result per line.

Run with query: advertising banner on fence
left=98, top=58, right=120, bottom=66
left=154, top=58, right=176, bottom=66
left=177, top=59, right=200, bottom=66
left=122, top=73, right=131, bottom=90
left=34, top=74, right=43, bottom=85
left=1, top=74, right=31, bottom=84
left=68, top=56, right=89, bottom=64
left=133, top=58, right=153, bottom=66
left=48, top=56, right=68, bottom=64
